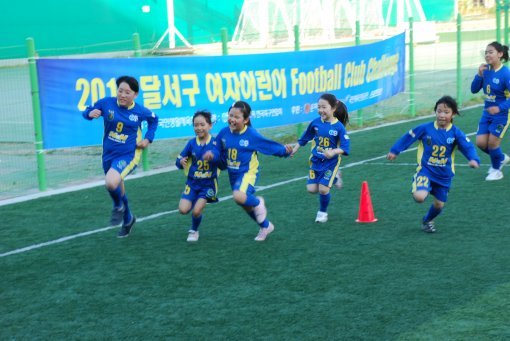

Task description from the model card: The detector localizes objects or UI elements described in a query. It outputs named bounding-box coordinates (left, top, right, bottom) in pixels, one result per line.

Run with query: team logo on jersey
left=496, top=124, right=504, bottom=134
left=324, top=170, right=332, bottom=180
left=426, top=136, right=432, bottom=145
left=446, top=137, right=455, bottom=144
left=239, top=139, right=249, bottom=147
left=329, top=130, right=338, bottom=136
left=206, top=189, right=216, bottom=198
left=116, top=160, right=127, bottom=170
left=108, top=110, right=115, bottom=121
left=129, top=114, right=139, bottom=122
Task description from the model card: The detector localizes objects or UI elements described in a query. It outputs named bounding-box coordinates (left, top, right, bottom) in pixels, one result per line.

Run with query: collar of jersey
left=321, top=118, right=338, bottom=124
left=231, top=125, right=248, bottom=134
left=117, top=100, right=135, bottom=110
left=434, top=121, right=452, bottom=131
left=195, top=134, right=211, bottom=145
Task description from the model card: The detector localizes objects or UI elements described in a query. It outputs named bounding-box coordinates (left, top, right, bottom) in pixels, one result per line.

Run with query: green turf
left=1, top=107, right=510, bottom=339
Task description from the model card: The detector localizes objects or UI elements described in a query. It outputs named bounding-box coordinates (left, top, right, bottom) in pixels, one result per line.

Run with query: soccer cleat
left=253, top=196, right=267, bottom=224
left=500, top=153, right=510, bottom=170
left=487, top=166, right=496, bottom=174
left=421, top=220, right=436, bottom=233
left=315, top=211, right=328, bottom=223
left=254, top=222, right=274, bottom=241
left=485, top=169, right=503, bottom=181
left=110, top=205, right=125, bottom=225
left=187, top=230, right=199, bottom=242
left=334, top=171, right=343, bottom=189
left=117, top=216, right=136, bottom=238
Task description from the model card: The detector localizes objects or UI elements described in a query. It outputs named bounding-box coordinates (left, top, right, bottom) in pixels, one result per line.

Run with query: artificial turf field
left=1, top=106, right=509, bottom=339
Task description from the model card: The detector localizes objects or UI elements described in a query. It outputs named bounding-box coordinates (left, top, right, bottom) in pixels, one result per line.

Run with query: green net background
left=0, top=1, right=504, bottom=200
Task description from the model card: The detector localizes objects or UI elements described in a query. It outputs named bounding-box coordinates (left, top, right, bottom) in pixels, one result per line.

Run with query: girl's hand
left=136, top=138, right=150, bottom=149
left=468, top=160, right=479, bottom=168
left=203, top=151, right=214, bottom=161
left=88, top=109, right=102, bottom=118
left=290, top=143, right=300, bottom=157
left=486, top=106, right=500, bottom=115
left=324, top=149, right=337, bottom=159
left=386, top=152, right=397, bottom=161
left=179, top=156, right=188, bottom=168
left=478, top=63, right=488, bottom=77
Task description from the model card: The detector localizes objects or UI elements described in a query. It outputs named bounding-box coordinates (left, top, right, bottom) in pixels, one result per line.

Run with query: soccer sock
left=423, top=205, right=442, bottom=223
left=247, top=210, right=257, bottom=222
left=121, top=194, right=133, bottom=223
left=488, top=147, right=504, bottom=169
left=244, top=194, right=260, bottom=207
left=108, top=186, right=123, bottom=208
left=191, top=214, right=202, bottom=231
left=319, top=193, right=330, bottom=212
left=258, top=219, right=269, bottom=228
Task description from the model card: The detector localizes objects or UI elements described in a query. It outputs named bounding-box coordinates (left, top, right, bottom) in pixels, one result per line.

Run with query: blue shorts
left=102, top=154, right=139, bottom=179
left=228, top=171, right=257, bottom=195
left=181, top=179, right=218, bottom=204
left=307, top=165, right=340, bottom=188
left=412, top=170, right=450, bottom=203
left=477, top=112, right=509, bottom=138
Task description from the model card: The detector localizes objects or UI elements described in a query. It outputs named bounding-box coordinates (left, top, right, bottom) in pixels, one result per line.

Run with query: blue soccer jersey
left=176, top=135, right=220, bottom=181
left=216, top=125, right=289, bottom=194
left=471, top=64, right=510, bottom=114
left=176, top=135, right=220, bottom=203
left=390, top=122, right=480, bottom=186
left=298, top=117, right=350, bottom=172
left=83, top=97, right=159, bottom=162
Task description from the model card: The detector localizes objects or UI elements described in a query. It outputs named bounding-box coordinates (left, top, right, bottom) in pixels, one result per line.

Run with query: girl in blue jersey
left=176, top=111, right=220, bottom=242
left=471, top=41, right=510, bottom=181
left=387, top=96, right=480, bottom=233
left=291, top=93, right=350, bottom=223
left=83, top=76, right=158, bottom=238
left=216, top=101, right=293, bottom=241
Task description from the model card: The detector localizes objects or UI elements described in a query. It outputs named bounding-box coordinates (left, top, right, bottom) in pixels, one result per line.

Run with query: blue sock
left=122, top=194, right=132, bottom=223
left=246, top=210, right=268, bottom=227
left=108, top=186, right=123, bottom=208
left=488, top=147, right=504, bottom=169
left=423, top=205, right=442, bottom=223
left=191, top=214, right=202, bottom=231
left=244, top=194, right=260, bottom=207
left=319, top=193, right=330, bottom=212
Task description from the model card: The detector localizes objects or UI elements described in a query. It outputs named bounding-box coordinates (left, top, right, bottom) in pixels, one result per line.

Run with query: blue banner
left=37, top=33, right=405, bottom=149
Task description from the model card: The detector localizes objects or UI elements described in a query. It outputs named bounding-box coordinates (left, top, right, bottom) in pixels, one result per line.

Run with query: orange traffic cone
left=356, top=181, right=378, bottom=223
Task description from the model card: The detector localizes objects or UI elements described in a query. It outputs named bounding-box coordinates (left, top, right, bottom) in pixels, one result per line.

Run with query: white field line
left=0, top=106, right=482, bottom=258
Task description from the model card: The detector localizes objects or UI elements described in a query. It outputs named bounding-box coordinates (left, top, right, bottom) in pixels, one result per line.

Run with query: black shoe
left=421, top=221, right=436, bottom=233
left=117, top=216, right=136, bottom=238
left=110, top=205, right=125, bottom=225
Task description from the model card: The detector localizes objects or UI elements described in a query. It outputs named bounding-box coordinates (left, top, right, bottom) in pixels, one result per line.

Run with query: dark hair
left=229, top=101, right=252, bottom=126
left=319, top=93, right=349, bottom=125
left=116, top=75, right=139, bottom=93
left=488, top=41, right=509, bottom=63
left=434, top=95, right=459, bottom=115
left=193, top=110, right=213, bottom=125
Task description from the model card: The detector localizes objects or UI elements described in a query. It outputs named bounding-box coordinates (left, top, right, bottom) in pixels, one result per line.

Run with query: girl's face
left=435, top=103, right=454, bottom=128
left=228, top=107, right=249, bottom=132
left=485, top=45, right=503, bottom=66
left=317, top=99, right=335, bottom=122
left=193, top=115, right=212, bottom=140
left=116, top=82, right=137, bottom=107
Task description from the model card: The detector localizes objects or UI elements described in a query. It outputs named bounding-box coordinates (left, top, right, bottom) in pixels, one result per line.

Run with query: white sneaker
left=315, top=211, right=328, bottom=223
left=253, top=196, right=267, bottom=224
left=487, top=166, right=496, bottom=174
left=187, top=230, right=199, bottom=242
left=254, top=222, right=274, bottom=241
left=485, top=169, right=503, bottom=181
left=500, top=153, right=510, bottom=170
left=334, top=171, right=343, bottom=189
